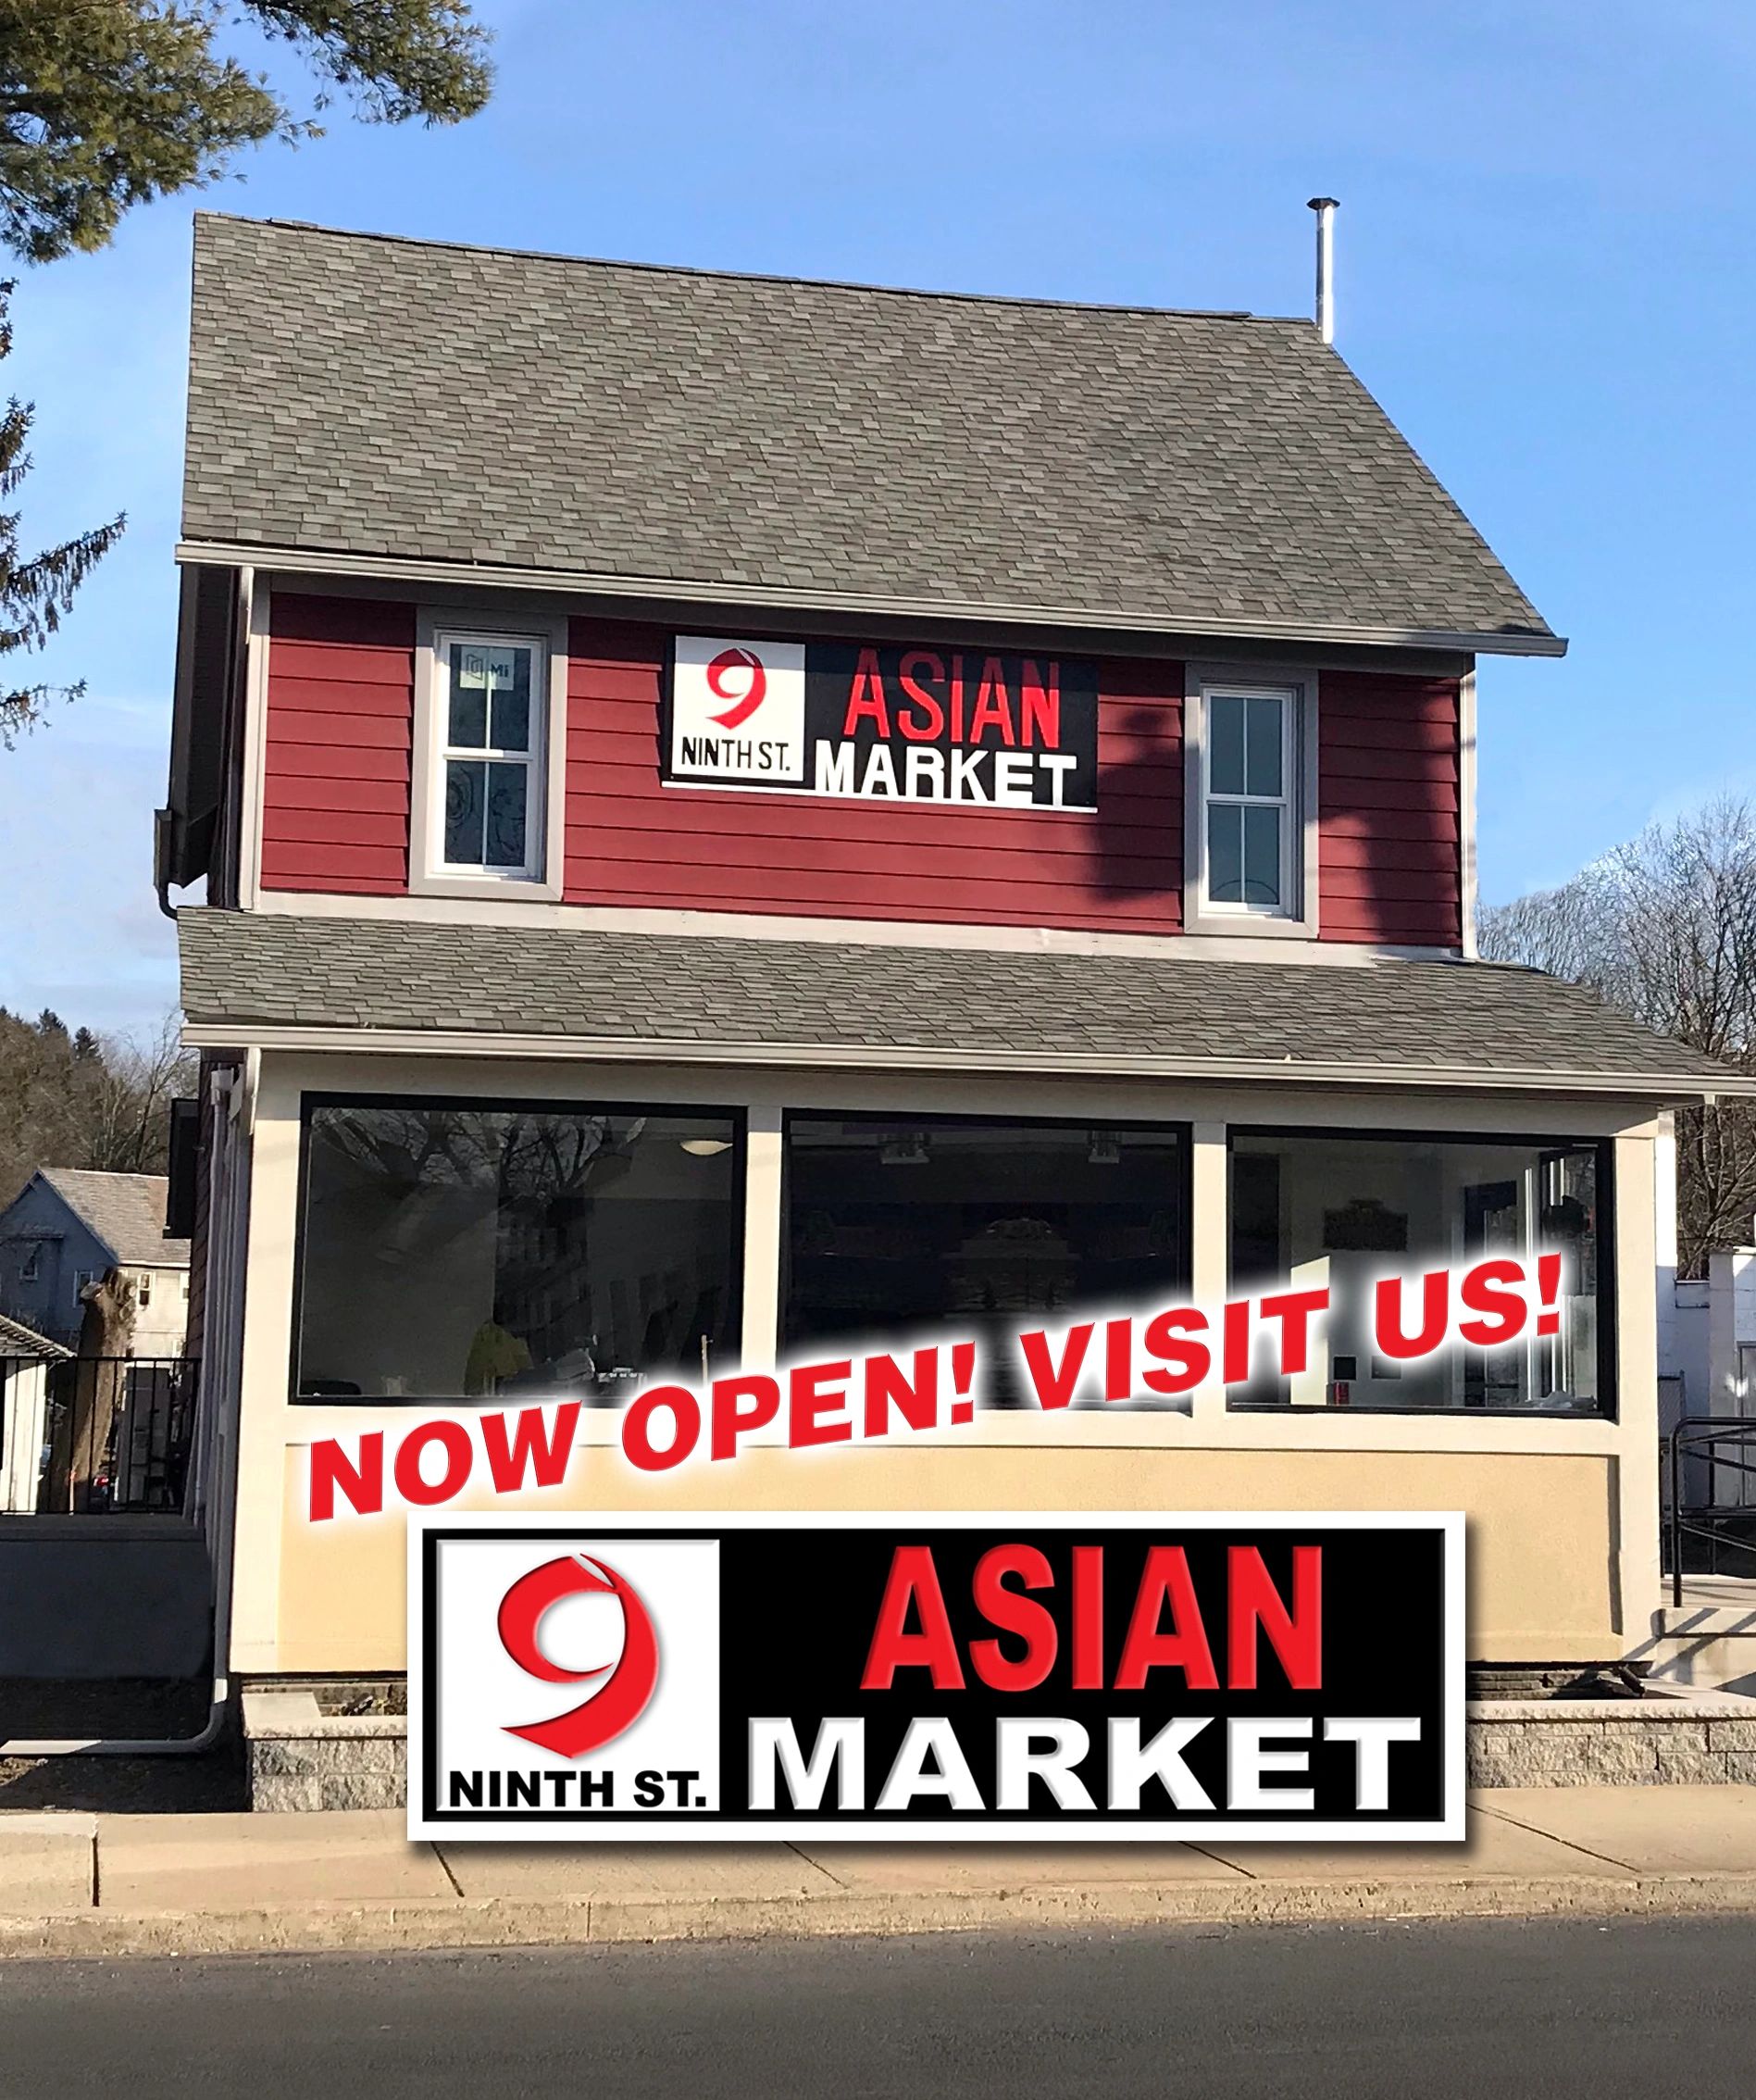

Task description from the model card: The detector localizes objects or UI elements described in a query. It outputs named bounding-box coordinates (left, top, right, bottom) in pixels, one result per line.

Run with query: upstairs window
left=412, top=618, right=567, bottom=900
left=1185, top=673, right=1317, bottom=936
left=436, top=634, right=542, bottom=878
left=1205, top=689, right=1292, bottom=911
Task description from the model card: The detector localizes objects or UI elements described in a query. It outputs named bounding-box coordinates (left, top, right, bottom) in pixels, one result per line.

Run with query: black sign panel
left=663, top=635, right=1100, bottom=810
left=412, top=1514, right=1463, bottom=1842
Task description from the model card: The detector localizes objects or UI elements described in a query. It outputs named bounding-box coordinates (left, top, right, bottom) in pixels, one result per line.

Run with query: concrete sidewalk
left=6, top=1790, right=1756, bottom=1959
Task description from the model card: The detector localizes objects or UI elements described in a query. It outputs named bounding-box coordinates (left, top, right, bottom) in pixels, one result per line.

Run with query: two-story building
left=158, top=214, right=1746, bottom=1698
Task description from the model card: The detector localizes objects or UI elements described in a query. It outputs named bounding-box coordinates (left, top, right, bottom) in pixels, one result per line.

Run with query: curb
left=7, top=1873, right=1756, bottom=1960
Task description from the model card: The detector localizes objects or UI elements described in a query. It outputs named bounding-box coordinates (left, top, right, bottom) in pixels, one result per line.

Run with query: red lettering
left=308, top=1431, right=383, bottom=1520
left=392, top=1419, right=473, bottom=1508
left=861, top=1544, right=965, bottom=1689
left=1115, top=1545, right=1219, bottom=1690
left=1141, top=1308, right=1211, bottom=1396
left=709, top=1375, right=780, bottom=1462
left=1018, top=1321, right=1093, bottom=1410
left=1458, top=1258, right=1529, bottom=1347
left=1071, top=1544, right=1105, bottom=1689
left=622, top=1383, right=701, bottom=1471
left=842, top=647, right=890, bottom=736
left=1104, top=1316, right=1132, bottom=1401
left=967, top=656, right=1016, bottom=744
left=1018, top=659, right=1060, bottom=748
left=481, top=1403, right=579, bottom=1494
left=1258, top=1288, right=1330, bottom=1377
left=1375, top=1270, right=1450, bottom=1359
left=1222, top=1299, right=1252, bottom=1383
left=949, top=652, right=965, bottom=742
left=863, top=1348, right=940, bottom=1437
left=789, top=1358, right=853, bottom=1448
left=1228, top=1544, right=1322, bottom=1690
left=969, top=1544, right=1057, bottom=1693
left=896, top=650, right=947, bottom=741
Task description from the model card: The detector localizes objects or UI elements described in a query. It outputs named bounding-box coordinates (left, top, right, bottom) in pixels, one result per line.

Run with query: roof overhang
left=174, top=538, right=1569, bottom=660
left=179, top=1018, right=1739, bottom=1101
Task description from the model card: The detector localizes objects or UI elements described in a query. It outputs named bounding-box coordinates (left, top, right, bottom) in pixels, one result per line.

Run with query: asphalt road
left=1, top=1915, right=1752, bottom=2097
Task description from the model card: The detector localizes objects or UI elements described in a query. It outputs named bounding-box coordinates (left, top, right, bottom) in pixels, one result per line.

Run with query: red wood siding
left=253, top=597, right=1462, bottom=950
left=1317, top=672, right=1462, bottom=946
left=563, top=622, right=1186, bottom=932
left=260, top=594, right=415, bottom=894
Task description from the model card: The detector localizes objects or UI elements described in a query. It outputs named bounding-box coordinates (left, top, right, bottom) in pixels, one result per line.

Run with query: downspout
left=0, top=1063, right=248, bottom=1756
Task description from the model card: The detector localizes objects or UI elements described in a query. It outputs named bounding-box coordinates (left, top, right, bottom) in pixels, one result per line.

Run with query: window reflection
left=785, top=1116, right=1188, bottom=1405
left=1228, top=1131, right=1608, bottom=1414
left=295, top=1102, right=740, bottom=1402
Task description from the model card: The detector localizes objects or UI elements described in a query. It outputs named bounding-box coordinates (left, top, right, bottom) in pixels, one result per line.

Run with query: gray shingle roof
left=0, top=1311, right=70, bottom=1362
left=38, top=1172, right=190, bottom=1269
left=182, top=215, right=1556, bottom=652
left=177, top=909, right=1741, bottom=1097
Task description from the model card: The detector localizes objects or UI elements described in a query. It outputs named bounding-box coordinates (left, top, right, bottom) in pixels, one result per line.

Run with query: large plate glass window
left=1203, top=684, right=1295, bottom=914
left=434, top=633, right=543, bottom=879
left=1227, top=1130, right=1611, bottom=1415
left=784, top=1115, right=1189, bottom=1407
left=293, top=1100, right=741, bottom=1403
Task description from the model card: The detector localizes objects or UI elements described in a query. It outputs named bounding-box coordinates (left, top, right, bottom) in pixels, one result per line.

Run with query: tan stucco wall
left=226, top=1049, right=1663, bottom=1677
left=275, top=1444, right=1621, bottom=1671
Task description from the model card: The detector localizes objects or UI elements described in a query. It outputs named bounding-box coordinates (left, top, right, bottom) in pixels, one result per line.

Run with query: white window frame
left=1183, top=666, right=1320, bottom=939
left=410, top=613, right=570, bottom=902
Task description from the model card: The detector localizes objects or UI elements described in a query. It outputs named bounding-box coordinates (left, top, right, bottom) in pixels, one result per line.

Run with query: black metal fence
left=1662, top=1416, right=1756, bottom=1604
left=0, top=1356, right=199, bottom=1515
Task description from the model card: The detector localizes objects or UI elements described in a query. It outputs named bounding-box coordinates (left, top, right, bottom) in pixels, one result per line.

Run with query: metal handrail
left=0, top=1355, right=198, bottom=1516
left=1663, top=1415, right=1756, bottom=1606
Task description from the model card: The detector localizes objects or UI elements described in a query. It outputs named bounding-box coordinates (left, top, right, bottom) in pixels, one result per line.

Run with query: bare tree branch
left=1481, top=796, right=1756, bottom=1276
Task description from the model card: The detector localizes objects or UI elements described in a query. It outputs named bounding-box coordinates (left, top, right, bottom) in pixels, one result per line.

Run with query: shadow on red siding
left=563, top=620, right=1187, bottom=934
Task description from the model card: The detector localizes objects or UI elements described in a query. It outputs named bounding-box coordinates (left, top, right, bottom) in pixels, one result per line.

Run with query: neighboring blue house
left=0, top=1170, right=191, bottom=1355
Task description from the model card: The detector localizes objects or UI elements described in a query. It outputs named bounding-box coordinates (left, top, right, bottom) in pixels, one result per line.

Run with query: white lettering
left=903, top=745, right=946, bottom=800
left=995, top=1718, right=1095, bottom=1811
left=1040, top=753, right=1077, bottom=808
left=748, top=1717, right=866, bottom=1810
left=948, top=748, right=989, bottom=802
left=1227, top=1717, right=1314, bottom=1811
left=814, top=741, right=855, bottom=794
left=860, top=744, right=901, bottom=797
left=1324, top=1717, right=1422, bottom=1811
left=875, top=1716, right=982, bottom=1810
left=1106, top=1715, right=1214, bottom=1811
left=991, top=751, right=1034, bottom=806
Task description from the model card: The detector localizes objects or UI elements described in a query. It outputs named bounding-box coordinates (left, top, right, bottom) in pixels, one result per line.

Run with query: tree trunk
left=50, top=1269, right=136, bottom=1512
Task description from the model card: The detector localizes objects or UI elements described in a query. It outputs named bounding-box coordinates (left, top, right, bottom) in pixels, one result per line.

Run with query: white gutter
left=173, top=538, right=1569, bottom=661
left=178, top=1019, right=1748, bottom=1100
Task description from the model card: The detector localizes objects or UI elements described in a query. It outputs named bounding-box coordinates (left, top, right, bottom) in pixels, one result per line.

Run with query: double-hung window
left=1205, top=688, right=1292, bottom=910
left=1187, top=673, right=1315, bottom=934
left=413, top=619, right=567, bottom=898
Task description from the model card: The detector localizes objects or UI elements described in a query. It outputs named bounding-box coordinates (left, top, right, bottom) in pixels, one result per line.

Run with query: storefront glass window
left=293, top=1099, right=741, bottom=1402
left=1228, top=1131, right=1611, bottom=1414
left=785, top=1116, right=1189, bottom=1404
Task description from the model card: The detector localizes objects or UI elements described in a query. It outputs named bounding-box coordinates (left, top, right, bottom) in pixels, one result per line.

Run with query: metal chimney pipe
left=1307, top=196, right=1339, bottom=344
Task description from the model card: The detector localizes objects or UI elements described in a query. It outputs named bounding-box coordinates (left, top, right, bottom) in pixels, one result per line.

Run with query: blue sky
left=2, top=0, right=1752, bottom=1031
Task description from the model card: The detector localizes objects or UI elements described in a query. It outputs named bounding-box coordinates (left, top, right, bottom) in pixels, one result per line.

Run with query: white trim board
left=243, top=888, right=1464, bottom=966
